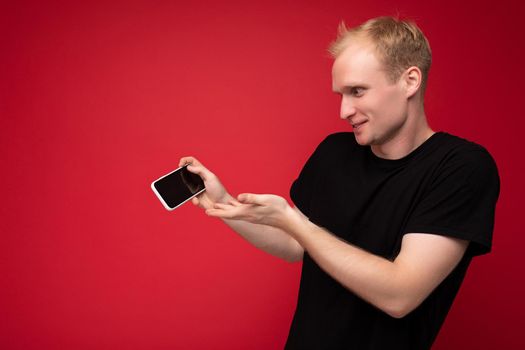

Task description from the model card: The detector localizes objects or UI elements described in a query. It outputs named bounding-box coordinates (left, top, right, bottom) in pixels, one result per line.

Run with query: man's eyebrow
left=333, top=84, right=368, bottom=93
left=332, top=85, right=353, bottom=93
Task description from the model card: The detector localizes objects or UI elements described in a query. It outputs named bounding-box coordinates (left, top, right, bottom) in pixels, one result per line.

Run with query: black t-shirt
left=285, top=132, right=500, bottom=350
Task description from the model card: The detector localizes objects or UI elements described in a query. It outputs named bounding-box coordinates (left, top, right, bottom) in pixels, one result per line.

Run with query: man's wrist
left=281, top=204, right=308, bottom=238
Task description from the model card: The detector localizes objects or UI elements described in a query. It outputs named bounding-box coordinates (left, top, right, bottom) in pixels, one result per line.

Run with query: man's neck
left=371, top=107, right=434, bottom=160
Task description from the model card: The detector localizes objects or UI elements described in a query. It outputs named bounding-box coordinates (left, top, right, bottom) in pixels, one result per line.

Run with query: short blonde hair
left=328, top=16, right=432, bottom=93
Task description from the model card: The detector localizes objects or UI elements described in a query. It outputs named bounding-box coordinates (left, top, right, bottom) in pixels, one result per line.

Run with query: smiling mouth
left=351, top=121, right=367, bottom=130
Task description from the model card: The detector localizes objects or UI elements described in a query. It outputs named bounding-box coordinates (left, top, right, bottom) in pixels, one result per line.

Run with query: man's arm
left=287, top=217, right=468, bottom=318
left=207, top=193, right=469, bottom=318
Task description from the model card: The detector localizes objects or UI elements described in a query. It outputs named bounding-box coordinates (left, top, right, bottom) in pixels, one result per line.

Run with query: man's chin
left=354, top=134, right=371, bottom=146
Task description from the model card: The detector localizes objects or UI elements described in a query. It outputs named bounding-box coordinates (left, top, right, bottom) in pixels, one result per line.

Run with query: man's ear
left=404, top=66, right=422, bottom=99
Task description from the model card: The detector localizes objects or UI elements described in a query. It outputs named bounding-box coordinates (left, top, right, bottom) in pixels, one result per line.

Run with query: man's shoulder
left=437, top=132, right=486, bottom=150
left=323, top=131, right=355, bottom=142
left=430, top=132, right=499, bottom=183
left=311, top=132, right=363, bottom=160
left=318, top=131, right=358, bottom=149
left=434, top=132, right=495, bottom=164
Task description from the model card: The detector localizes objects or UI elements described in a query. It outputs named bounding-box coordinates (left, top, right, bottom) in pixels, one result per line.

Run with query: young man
left=179, top=17, right=499, bottom=349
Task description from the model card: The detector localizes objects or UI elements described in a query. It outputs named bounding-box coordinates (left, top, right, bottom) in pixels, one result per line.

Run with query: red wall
left=2, top=1, right=524, bottom=349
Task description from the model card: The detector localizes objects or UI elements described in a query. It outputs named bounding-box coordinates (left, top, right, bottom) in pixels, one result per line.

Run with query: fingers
left=237, top=193, right=268, bottom=205
left=205, top=206, right=235, bottom=219
left=178, top=156, right=213, bottom=181
left=206, top=202, right=250, bottom=219
left=237, top=193, right=252, bottom=203
left=179, top=156, right=201, bottom=167
left=212, top=203, right=234, bottom=210
left=228, top=198, right=242, bottom=206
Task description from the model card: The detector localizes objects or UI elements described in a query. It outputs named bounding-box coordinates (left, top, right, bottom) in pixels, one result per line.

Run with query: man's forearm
left=281, top=209, right=467, bottom=318
left=299, top=224, right=403, bottom=314
left=222, top=218, right=303, bottom=262
left=282, top=210, right=410, bottom=317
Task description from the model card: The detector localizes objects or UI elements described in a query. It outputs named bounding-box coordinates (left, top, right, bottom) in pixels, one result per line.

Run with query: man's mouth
left=351, top=121, right=367, bottom=130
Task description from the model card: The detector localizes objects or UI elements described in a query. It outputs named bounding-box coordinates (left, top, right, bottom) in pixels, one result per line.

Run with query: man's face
left=332, top=39, right=408, bottom=147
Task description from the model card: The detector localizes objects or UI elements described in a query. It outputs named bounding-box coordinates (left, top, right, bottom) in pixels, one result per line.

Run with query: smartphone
left=151, top=164, right=206, bottom=210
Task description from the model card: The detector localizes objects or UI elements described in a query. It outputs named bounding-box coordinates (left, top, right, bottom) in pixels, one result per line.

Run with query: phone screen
left=151, top=165, right=205, bottom=210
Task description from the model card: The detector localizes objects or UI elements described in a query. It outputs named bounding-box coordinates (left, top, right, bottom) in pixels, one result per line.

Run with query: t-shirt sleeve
left=290, top=136, right=332, bottom=217
left=403, top=148, right=500, bottom=256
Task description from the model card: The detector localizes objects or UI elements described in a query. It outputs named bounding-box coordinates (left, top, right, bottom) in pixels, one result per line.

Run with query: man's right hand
left=178, top=156, right=238, bottom=210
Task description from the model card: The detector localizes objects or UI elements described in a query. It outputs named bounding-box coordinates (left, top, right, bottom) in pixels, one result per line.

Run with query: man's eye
left=351, top=87, right=364, bottom=96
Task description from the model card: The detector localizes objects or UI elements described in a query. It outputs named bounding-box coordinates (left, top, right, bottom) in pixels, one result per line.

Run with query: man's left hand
left=205, top=193, right=296, bottom=228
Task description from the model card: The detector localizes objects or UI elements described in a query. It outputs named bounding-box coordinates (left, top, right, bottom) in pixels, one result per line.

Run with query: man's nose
left=340, top=96, right=357, bottom=120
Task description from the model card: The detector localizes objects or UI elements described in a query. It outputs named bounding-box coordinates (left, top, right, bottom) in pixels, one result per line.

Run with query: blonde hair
left=328, top=16, right=432, bottom=93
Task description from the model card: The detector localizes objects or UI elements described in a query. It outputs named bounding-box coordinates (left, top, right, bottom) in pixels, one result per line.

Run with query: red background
left=2, top=0, right=524, bottom=349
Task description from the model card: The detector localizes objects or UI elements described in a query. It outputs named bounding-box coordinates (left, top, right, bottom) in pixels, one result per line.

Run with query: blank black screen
left=153, top=166, right=205, bottom=209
